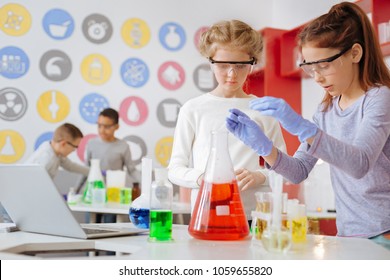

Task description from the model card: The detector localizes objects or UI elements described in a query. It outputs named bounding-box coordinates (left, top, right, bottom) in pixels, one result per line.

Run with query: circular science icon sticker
left=0, top=46, right=29, bottom=79
left=123, top=135, right=147, bottom=165
left=37, top=90, right=70, bottom=123
left=79, top=93, right=109, bottom=124
left=0, top=87, right=28, bottom=121
left=40, top=50, right=72, bottom=81
left=194, top=26, right=209, bottom=50
left=82, top=14, right=113, bottom=44
left=159, top=22, right=186, bottom=51
left=42, top=9, right=74, bottom=40
left=119, top=96, right=148, bottom=126
left=0, top=130, right=25, bottom=163
left=155, top=136, right=173, bottom=167
left=157, top=98, right=181, bottom=128
left=81, top=54, right=111, bottom=85
left=34, top=131, right=54, bottom=151
left=0, top=3, right=32, bottom=36
left=158, top=61, right=185, bottom=90
left=121, top=18, right=151, bottom=49
left=120, top=58, right=149, bottom=88
left=193, top=63, right=217, bottom=92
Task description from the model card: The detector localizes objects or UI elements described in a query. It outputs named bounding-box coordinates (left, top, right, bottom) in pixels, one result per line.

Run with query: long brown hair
left=298, top=2, right=390, bottom=110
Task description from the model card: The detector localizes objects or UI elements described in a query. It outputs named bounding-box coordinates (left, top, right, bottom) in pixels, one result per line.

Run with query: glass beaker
left=252, top=192, right=273, bottom=240
left=188, top=130, right=249, bottom=240
left=149, top=168, right=173, bottom=242
left=251, top=193, right=292, bottom=253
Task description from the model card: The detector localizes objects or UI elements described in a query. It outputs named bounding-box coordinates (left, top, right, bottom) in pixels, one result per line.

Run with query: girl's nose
left=314, top=71, right=324, bottom=83
left=227, top=66, right=237, bottom=76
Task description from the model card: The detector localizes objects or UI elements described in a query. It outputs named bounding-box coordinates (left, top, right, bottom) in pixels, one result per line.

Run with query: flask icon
left=188, top=130, right=249, bottom=240
left=165, top=25, right=180, bottom=48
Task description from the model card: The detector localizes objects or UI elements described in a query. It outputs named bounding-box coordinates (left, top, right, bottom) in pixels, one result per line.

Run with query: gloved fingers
left=225, top=117, right=238, bottom=133
left=237, top=114, right=258, bottom=129
left=229, top=108, right=250, bottom=119
left=227, top=112, right=239, bottom=122
left=249, top=97, right=283, bottom=114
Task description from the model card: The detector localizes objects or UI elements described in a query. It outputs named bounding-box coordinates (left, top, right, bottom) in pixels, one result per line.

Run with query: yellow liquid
left=287, top=217, right=307, bottom=243
left=254, top=218, right=268, bottom=240
left=107, top=187, right=121, bottom=203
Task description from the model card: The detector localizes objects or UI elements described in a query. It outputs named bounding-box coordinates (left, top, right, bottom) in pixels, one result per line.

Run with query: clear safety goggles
left=299, top=47, right=351, bottom=77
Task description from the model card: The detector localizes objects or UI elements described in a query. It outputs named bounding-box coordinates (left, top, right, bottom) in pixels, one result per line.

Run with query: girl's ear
left=351, top=43, right=363, bottom=63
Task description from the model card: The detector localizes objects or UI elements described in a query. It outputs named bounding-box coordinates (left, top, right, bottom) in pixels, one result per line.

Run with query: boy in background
left=2, top=123, right=91, bottom=223
left=25, top=123, right=89, bottom=179
left=85, top=108, right=140, bottom=222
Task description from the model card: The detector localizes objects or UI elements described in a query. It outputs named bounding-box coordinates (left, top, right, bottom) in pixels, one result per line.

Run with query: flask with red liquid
left=188, top=130, right=249, bottom=240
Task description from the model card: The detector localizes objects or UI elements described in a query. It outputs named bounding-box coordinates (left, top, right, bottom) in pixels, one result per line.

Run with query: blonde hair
left=198, top=20, right=263, bottom=63
left=53, top=123, right=83, bottom=142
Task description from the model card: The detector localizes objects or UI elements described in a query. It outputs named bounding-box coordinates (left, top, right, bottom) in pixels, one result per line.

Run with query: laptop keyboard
left=82, top=227, right=118, bottom=234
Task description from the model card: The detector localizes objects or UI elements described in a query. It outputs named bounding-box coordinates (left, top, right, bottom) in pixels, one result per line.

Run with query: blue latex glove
left=226, top=108, right=273, bottom=156
left=250, top=97, right=318, bottom=142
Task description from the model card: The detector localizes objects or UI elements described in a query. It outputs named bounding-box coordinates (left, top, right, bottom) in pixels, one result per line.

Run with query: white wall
left=0, top=0, right=271, bottom=168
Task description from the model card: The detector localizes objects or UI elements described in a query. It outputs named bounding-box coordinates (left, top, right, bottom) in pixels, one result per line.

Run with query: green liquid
left=149, top=210, right=173, bottom=241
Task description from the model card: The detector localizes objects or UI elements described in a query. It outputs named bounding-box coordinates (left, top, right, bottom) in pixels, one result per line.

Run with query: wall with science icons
left=0, top=0, right=270, bottom=168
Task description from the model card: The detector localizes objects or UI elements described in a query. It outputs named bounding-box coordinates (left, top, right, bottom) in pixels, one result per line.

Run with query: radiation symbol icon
left=0, top=87, right=28, bottom=121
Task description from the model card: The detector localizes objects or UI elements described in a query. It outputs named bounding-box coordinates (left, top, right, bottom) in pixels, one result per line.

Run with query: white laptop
left=0, top=164, right=148, bottom=239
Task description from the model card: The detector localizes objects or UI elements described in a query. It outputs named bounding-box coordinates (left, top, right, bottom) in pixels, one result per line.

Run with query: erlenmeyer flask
left=188, top=130, right=249, bottom=240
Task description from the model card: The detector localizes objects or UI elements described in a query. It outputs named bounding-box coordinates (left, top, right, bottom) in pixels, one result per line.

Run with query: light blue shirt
left=271, top=86, right=390, bottom=238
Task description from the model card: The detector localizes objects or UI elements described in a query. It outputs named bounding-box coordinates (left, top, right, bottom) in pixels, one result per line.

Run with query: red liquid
left=188, top=180, right=249, bottom=240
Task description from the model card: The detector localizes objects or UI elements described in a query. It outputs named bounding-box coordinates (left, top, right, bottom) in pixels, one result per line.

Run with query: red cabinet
left=356, top=0, right=390, bottom=56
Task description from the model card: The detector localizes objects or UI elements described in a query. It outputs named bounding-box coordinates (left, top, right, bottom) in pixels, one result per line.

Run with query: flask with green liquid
left=83, top=159, right=105, bottom=205
left=149, top=168, right=173, bottom=242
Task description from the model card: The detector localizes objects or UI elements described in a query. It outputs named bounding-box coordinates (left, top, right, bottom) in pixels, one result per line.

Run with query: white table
left=69, top=202, right=191, bottom=224
left=1, top=224, right=389, bottom=260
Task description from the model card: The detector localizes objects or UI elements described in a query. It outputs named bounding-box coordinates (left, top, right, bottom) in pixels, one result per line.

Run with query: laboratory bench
left=0, top=224, right=389, bottom=260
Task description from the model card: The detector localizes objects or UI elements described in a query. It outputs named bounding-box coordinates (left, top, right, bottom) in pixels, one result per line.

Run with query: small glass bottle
left=188, top=130, right=249, bottom=240
left=129, top=157, right=152, bottom=229
left=67, top=187, right=77, bottom=205
left=132, top=182, right=141, bottom=200
left=149, top=168, right=173, bottom=242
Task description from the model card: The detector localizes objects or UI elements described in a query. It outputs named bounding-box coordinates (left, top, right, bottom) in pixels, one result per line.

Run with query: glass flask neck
left=88, top=159, right=103, bottom=181
left=204, top=130, right=235, bottom=183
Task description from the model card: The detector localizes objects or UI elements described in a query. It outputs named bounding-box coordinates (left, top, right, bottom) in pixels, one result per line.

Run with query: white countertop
left=1, top=224, right=389, bottom=260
